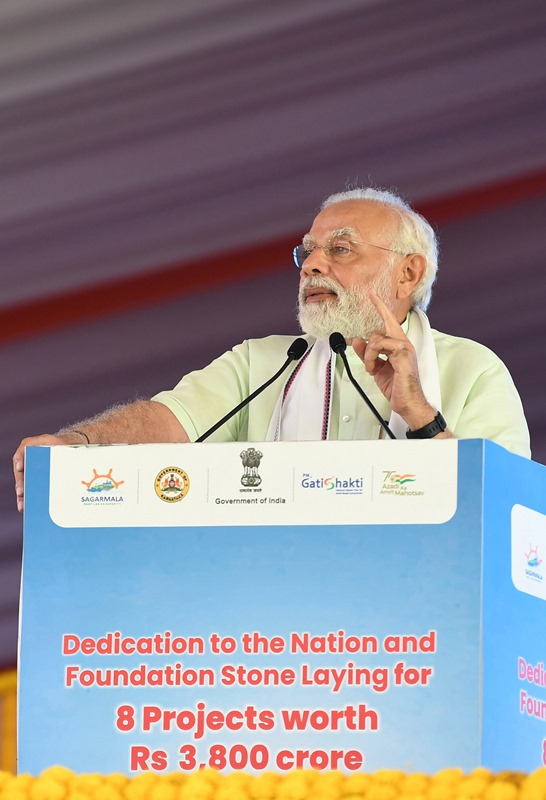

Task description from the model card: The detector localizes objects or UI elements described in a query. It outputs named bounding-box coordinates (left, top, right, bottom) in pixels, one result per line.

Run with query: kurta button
left=342, top=415, right=351, bottom=422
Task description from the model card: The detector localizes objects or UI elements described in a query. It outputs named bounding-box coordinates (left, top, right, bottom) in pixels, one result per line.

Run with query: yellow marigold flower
left=314, top=788, right=347, bottom=797
left=427, top=781, right=456, bottom=800
left=65, top=792, right=89, bottom=800
left=374, top=772, right=406, bottom=787
left=71, top=774, right=105, bottom=795
left=275, top=789, right=309, bottom=800
left=188, top=769, right=221, bottom=787
left=469, top=771, right=493, bottom=783
left=216, top=788, right=251, bottom=800
left=455, top=775, right=491, bottom=799
left=484, top=781, right=520, bottom=800
left=396, top=791, right=428, bottom=800
left=366, top=782, right=400, bottom=800
left=286, top=769, right=316, bottom=782
left=160, top=774, right=186, bottom=788
left=519, top=789, right=546, bottom=800
left=308, top=771, right=345, bottom=800
left=1, top=791, right=28, bottom=800
left=521, top=769, right=546, bottom=798
left=308, top=788, right=342, bottom=800
left=39, top=767, right=74, bottom=786
left=218, top=771, right=252, bottom=786
left=29, top=777, right=66, bottom=800
left=275, top=773, right=313, bottom=800
left=125, top=772, right=161, bottom=800
left=434, top=770, right=464, bottom=786
left=0, top=774, right=31, bottom=794
left=178, top=773, right=217, bottom=800
left=105, top=775, right=130, bottom=790
left=89, top=785, right=122, bottom=800
left=0, top=775, right=30, bottom=800
left=401, top=774, right=430, bottom=795
left=496, top=775, right=526, bottom=788
left=323, top=769, right=345, bottom=780
left=215, top=773, right=253, bottom=800
left=148, top=784, right=177, bottom=800
left=343, top=772, right=372, bottom=794
left=178, top=786, right=213, bottom=800
left=248, top=771, right=281, bottom=799
left=315, top=770, right=345, bottom=786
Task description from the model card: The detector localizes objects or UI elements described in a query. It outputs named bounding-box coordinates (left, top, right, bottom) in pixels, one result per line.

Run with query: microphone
left=196, top=337, right=309, bottom=442
left=329, top=332, right=396, bottom=440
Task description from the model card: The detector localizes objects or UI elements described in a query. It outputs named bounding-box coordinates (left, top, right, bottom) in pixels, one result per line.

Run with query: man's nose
left=301, top=246, right=330, bottom=275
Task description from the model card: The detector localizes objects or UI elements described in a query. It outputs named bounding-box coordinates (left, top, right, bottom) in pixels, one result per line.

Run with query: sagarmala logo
left=380, top=470, right=423, bottom=496
left=525, top=544, right=543, bottom=582
left=155, top=467, right=190, bottom=503
left=81, top=469, right=124, bottom=504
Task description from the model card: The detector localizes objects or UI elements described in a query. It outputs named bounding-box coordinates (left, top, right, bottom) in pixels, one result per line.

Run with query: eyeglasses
left=292, top=237, right=410, bottom=269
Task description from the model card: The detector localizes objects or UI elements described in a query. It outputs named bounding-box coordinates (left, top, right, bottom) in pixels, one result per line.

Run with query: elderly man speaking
left=13, top=187, right=530, bottom=510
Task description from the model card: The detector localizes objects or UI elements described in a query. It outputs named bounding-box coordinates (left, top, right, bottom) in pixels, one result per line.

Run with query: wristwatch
left=406, top=411, right=447, bottom=439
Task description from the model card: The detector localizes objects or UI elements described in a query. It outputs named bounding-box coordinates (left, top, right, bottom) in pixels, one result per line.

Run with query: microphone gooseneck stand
left=196, top=337, right=309, bottom=443
left=329, top=332, right=396, bottom=440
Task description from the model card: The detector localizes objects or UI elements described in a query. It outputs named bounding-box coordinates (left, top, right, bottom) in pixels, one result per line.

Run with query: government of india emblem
left=240, top=447, right=263, bottom=487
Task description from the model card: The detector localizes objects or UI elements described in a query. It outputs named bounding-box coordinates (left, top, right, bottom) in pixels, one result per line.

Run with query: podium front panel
left=17, top=440, right=502, bottom=775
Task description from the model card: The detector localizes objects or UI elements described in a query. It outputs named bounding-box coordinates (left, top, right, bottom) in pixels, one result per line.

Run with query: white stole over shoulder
left=265, top=308, right=442, bottom=441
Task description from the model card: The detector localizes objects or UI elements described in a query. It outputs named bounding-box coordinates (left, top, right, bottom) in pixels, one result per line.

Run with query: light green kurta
left=152, top=327, right=531, bottom=458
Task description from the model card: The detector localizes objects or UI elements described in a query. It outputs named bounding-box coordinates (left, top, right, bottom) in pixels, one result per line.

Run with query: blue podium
left=18, top=440, right=546, bottom=775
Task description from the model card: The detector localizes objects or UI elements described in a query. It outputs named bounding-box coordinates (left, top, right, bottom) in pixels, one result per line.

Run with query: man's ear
left=395, top=253, right=427, bottom=300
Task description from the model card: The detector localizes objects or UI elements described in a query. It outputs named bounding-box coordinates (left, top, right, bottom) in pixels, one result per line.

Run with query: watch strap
left=406, top=411, right=447, bottom=440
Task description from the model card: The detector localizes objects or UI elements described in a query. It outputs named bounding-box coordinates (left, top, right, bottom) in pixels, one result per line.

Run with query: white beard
left=297, top=267, right=394, bottom=340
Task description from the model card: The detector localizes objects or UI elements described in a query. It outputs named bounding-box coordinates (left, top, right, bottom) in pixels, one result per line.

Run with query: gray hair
left=321, top=187, right=438, bottom=311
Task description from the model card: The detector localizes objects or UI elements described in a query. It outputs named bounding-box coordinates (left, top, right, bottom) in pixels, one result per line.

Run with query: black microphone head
left=329, top=332, right=347, bottom=354
left=287, top=337, right=308, bottom=360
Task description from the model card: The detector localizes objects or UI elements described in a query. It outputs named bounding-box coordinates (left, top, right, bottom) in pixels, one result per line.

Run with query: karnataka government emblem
left=154, top=466, right=190, bottom=503
left=240, top=448, right=263, bottom=487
